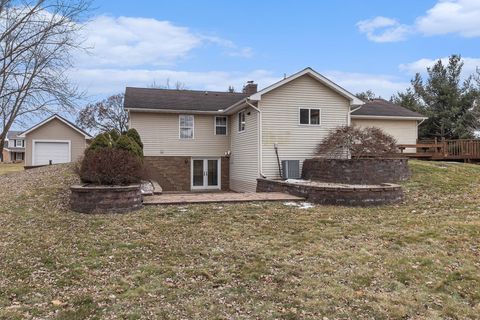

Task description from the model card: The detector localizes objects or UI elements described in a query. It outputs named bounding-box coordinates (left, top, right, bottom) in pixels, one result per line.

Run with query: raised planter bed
left=257, top=178, right=404, bottom=206
left=70, top=184, right=142, bottom=214
left=302, top=158, right=411, bottom=185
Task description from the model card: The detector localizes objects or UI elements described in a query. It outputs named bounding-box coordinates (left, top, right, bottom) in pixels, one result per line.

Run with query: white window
left=15, top=139, right=23, bottom=147
left=238, top=111, right=246, bottom=132
left=179, top=115, right=194, bottom=139
left=299, top=108, right=321, bottom=125
left=215, top=116, right=227, bottom=135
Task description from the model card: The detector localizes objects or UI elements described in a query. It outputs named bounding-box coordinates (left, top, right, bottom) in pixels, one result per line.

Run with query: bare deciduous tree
left=76, top=93, right=128, bottom=134
left=0, top=0, right=90, bottom=150
left=149, top=78, right=186, bottom=90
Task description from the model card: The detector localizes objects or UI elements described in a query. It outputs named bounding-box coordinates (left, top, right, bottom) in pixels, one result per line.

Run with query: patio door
left=191, top=158, right=221, bottom=190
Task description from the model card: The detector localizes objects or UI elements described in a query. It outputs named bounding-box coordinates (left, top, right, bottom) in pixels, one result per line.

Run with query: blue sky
left=70, top=0, right=479, bottom=100
left=13, top=0, right=480, bottom=129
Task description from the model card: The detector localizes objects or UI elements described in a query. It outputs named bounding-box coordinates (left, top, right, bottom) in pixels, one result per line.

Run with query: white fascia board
left=351, top=115, right=428, bottom=121
left=18, top=115, right=92, bottom=139
left=249, top=67, right=365, bottom=106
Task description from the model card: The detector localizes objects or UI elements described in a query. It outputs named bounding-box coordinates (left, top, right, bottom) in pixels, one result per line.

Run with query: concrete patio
left=143, top=192, right=305, bottom=205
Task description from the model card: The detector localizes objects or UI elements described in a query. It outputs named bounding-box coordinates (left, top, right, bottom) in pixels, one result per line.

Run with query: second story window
left=238, top=111, right=246, bottom=132
left=215, top=116, right=227, bottom=135
left=15, top=139, right=23, bottom=147
left=179, top=115, right=194, bottom=139
left=299, top=108, right=321, bottom=125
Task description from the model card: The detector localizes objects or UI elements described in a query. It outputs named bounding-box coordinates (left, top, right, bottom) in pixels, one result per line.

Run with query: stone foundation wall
left=70, top=184, right=142, bottom=213
left=144, top=156, right=230, bottom=192
left=257, top=178, right=404, bottom=207
left=302, top=158, right=411, bottom=185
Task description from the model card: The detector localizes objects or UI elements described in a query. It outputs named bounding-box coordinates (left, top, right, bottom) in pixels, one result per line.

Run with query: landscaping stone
left=302, top=158, right=411, bottom=184
left=70, top=184, right=142, bottom=213
left=257, top=178, right=404, bottom=206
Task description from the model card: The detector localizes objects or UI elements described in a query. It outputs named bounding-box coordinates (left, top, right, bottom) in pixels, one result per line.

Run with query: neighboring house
left=125, top=67, right=426, bottom=193
left=18, top=114, right=92, bottom=167
left=1, top=131, right=25, bottom=163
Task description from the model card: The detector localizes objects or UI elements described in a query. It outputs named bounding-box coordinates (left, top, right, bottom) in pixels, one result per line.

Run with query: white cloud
left=77, top=16, right=253, bottom=68
left=399, top=56, right=480, bottom=75
left=357, top=0, right=480, bottom=42
left=416, top=0, right=480, bottom=37
left=324, top=71, right=409, bottom=98
left=356, top=16, right=411, bottom=42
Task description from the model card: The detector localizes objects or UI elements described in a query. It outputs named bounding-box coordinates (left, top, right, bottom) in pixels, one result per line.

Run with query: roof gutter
left=351, top=115, right=428, bottom=121
left=245, top=100, right=266, bottom=179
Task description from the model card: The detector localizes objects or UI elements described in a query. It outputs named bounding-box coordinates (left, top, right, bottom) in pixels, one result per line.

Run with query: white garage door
left=33, top=141, right=70, bottom=165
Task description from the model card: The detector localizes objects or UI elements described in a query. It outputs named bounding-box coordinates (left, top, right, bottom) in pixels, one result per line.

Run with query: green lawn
left=0, top=162, right=24, bottom=175
left=0, top=161, right=479, bottom=319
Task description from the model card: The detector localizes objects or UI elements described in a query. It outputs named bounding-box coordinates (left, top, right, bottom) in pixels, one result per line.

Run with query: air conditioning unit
left=281, top=160, right=300, bottom=179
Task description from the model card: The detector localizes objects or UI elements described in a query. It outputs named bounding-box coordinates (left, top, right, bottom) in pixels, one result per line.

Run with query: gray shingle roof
left=124, top=87, right=248, bottom=112
left=352, top=99, right=426, bottom=118
left=7, top=131, right=23, bottom=140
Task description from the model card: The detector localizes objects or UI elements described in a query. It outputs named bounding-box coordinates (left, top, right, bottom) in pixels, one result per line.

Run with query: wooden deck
left=143, top=192, right=305, bottom=205
left=398, top=138, right=480, bottom=162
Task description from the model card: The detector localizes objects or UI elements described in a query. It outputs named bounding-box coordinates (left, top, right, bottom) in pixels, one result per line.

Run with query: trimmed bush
left=126, top=128, right=143, bottom=149
left=79, top=129, right=146, bottom=185
left=80, top=149, right=143, bottom=185
left=88, top=132, right=114, bottom=151
left=116, top=135, right=143, bottom=157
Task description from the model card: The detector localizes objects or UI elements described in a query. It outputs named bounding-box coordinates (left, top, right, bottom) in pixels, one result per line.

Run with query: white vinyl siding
left=352, top=118, right=418, bottom=152
left=130, top=112, right=229, bottom=157
left=260, top=74, right=350, bottom=179
left=229, top=107, right=259, bottom=192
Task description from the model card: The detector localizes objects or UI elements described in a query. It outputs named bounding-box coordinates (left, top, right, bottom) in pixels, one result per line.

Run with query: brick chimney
left=242, top=81, right=257, bottom=95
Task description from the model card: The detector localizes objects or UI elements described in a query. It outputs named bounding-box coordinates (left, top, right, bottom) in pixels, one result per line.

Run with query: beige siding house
left=19, top=114, right=92, bottom=167
left=125, top=67, right=427, bottom=193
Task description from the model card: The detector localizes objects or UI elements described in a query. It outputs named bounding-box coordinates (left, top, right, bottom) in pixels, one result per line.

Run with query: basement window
left=179, top=115, right=194, bottom=139
left=299, top=108, right=321, bottom=125
left=215, top=116, right=227, bottom=135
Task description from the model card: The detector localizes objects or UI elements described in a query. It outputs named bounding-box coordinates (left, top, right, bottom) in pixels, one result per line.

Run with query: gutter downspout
left=348, top=105, right=363, bottom=126
left=245, top=100, right=266, bottom=178
left=417, top=118, right=427, bottom=127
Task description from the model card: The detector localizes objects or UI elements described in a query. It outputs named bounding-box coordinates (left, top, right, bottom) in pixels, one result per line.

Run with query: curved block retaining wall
left=302, top=158, right=411, bottom=185
left=70, top=184, right=142, bottom=214
left=257, top=179, right=404, bottom=207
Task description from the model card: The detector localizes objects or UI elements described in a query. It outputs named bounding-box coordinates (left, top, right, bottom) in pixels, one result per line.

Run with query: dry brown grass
left=0, top=161, right=479, bottom=319
left=0, top=162, right=24, bottom=175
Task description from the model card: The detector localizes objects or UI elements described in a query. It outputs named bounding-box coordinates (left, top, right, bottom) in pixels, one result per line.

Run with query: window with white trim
left=215, top=116, right=227, bottom=135
left=179, top=115, right=194, bottom=139
left=15, top=139, right=23, bottom=147
left=299, top=108, right=321, bottom=125
left=238, top=111, right=246, bottom=132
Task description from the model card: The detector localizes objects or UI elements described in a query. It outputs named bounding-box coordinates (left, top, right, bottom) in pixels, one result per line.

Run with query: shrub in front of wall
left=125, top=128, right=143, bottom=149
left=116, top=135, right=143, bottom=157
left=80, top=148, right=143, bottom=185
left=88, top=132, right=114, bottom=151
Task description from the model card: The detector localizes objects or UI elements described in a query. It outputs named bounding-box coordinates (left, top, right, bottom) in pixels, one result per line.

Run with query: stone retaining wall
left=70, top=184, right=142, bottom=213
left=257, top=178, right=404, bottom=206
left=302, top=158, right=411, bottom=185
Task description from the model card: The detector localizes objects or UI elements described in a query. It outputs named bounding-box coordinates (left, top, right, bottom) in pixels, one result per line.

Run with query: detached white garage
left=32, top=141, right=71, bottom=166
left=19, top=115, right=92, bottom=168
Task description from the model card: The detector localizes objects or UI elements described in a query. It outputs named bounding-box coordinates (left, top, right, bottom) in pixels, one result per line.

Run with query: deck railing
left=398, top=138, right=480, bottom=160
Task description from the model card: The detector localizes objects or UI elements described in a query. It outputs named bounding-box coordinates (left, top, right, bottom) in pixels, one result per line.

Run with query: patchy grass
left=0, top=161, right=479, bottom=319
left=0, top=162, right=24, bottom=175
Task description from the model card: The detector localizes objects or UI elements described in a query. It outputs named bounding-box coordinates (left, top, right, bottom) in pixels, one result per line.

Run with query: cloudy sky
left=71, top=0, right=479, bottom=103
